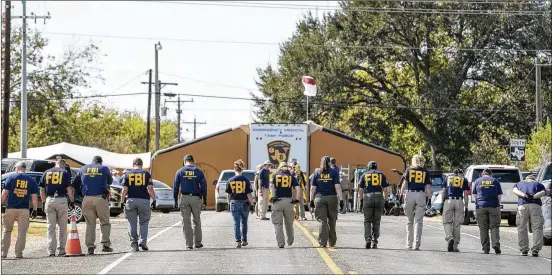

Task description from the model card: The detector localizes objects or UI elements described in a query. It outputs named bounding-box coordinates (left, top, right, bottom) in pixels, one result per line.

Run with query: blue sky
left=7, top=1, right=335, bottom=143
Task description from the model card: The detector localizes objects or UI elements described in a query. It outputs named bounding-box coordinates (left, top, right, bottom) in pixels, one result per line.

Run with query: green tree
left=526, top=120, right=552, bottom=170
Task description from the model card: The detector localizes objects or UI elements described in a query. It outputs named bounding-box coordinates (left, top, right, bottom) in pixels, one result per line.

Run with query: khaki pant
left=271, top=198, right=295, bottom=247
left=46, top=197, right=68, bottom=254
left=405, top=191, right=426, bottom=249
left=443, top=198, right=464, bottom=247
left=315, top=195, right=339, bottom=247
left=517, top=203, right=544, bottom=253
left=83, top=196, right=111, bottom=249
left=476, top=207, right=501, bottom=251
left=258, top=187, right=269, bottom=219
left=1, top=209, right=29, bottom=257
left=180, top=195, right=202, bottom=247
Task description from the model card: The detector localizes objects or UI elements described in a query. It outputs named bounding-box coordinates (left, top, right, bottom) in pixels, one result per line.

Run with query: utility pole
left=164, top=95, right=193, bottom=143
left=535, top=64, right=551, bottom=127
left=141, top=69, right=153, bottom=152
left=1, top=1, right=12, bottom=158
left=182, top=116, right=206, bottom=140
left=12, top=1, right=50, bottom=158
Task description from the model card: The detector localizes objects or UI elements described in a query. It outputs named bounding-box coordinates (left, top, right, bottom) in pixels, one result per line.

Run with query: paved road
left=1, top=211, right=551, bottom=274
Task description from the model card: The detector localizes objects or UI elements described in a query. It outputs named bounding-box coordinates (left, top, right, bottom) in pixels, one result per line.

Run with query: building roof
left=8, top=142, right=151, bottom=169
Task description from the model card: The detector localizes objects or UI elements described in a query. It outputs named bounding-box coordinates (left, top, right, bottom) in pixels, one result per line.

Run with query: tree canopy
left=253, top=1, right=551, bottom=170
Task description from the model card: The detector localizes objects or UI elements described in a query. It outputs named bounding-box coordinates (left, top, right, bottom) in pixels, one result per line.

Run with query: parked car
left=151, top=180, right=175, bottom=213
left=109, top=184, right=123, bottom=217
left=1, top=171, right=85, bottom=223
left=521, top=171, right=532, bottom=180
left=2, top=158, right=56, bottom=173
left=430, top=173, right=454, bottom=212
left=535, top=162, right=551, bottom=245
left=464, top=164, right=522, bottom=226
left=213, top=170, right=256, bottom=212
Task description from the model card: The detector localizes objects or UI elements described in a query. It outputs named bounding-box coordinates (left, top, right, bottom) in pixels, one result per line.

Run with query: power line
left=160, top=72, right=256, bottom=92
left=10, top=90, right=533, bottom=114
left=42, top=32, right=552, bottom=53
left=97, top=70, right=149, bottom=96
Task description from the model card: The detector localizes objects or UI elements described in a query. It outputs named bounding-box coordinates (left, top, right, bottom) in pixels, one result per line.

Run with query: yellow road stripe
left=312, top=231, right=319, bottom=237
left=295, top=221, right=343, bottom=275
left=348, top=272, right=358, bottom=274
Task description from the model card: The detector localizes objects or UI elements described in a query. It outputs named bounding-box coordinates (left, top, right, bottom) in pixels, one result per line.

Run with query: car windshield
left=243, top=172, right=255, bottom=182
left=33, top=161, right=55, bottom=172
left=431, top=176, right=443, bottom=187
left=543, top=165, right=552, bottom=181
left=471, top=169, right=521, bottom=183
left=153, top=180, right=170, bottom=189
left=220, top=171, right=237, bottom=182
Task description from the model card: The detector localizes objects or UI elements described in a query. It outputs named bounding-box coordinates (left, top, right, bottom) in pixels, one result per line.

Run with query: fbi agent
left=513, top=175, right=546, bottom=257
left=258, top=161, right=272, bottom=220
left=226, top=159, right=255, bottom=248
left=441, top=168, right=469, bottom=252
left=72, top=156, right=113, bottom=255
left=399, top=154, right=431, bottom=250
left=310, top=156, right=344, bottom=248
left=121, top=158, right=156, bottom=252
left=39, top=159, right=75, bottom=256
left=472, top=168, right=503, bottom=254
left=358, top=161, right=389, bottom=249
left=173, top=154, right=207, bottom=249
left=270, top=162, right=301, bottom=248
left=1, top=161, right=39, bottom=259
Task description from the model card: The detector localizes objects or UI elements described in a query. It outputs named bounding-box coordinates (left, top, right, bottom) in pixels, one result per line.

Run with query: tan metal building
left=150, top=122, right=405, bottom=210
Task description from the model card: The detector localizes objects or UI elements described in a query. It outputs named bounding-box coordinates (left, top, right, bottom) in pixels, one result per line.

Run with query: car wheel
left=68, top=202, right=84, bottom=223
left=508, top=215, right=516, bottom=226
left=216, top=203, right=224, bottom=212
left=544, top=237, right=552, bottom=246
left=161, top=209, right=170, bottom=213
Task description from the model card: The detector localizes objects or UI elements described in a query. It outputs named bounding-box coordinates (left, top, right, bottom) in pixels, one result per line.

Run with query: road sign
left=510, top=139, right=526, bottom=161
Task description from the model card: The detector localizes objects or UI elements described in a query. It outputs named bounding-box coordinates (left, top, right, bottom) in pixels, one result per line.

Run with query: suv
left=1, top=171, right=85, bottom=223
left=464, top=165, right=522, bottom=226
left=213, top=170, right=256, bottom=212
left=2, top=158, right=56, bottom=173
left=535, top=162, right=551, bottom=245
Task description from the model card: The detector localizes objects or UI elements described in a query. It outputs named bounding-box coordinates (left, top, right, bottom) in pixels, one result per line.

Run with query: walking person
left=358, top=161, right=389, bottom=249
left=1, top=161, right=39, bottom=259
left=270, top=162, right=301, bottom=248
left=441, top=168, right=469, bottom=252
left=399, top=154, right=431, bottom=250
left=173, top=154, right=207, bottom=249
left=513, top=175, right=546, bottom=257
left=293, top=162, right=308, bottom=221
left=310, top=156, right=344, bottom=248
left=253, top=164, right=262, bottom=219
left=226, top=160, right=255, bottom=248
left=39, top=159, right=75, bottom=256
left=472, top=168, right=503, bottom=254
left=72, top=156, right=113, bottom=255
left=120, top=158, right=156, bottom=251
left=258, top=161, right=271, bottom=220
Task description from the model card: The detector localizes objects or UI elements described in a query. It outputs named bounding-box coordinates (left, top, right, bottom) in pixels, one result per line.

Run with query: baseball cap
left=184, top=154, right=194, bottom=162
left=482, top=168, right=493, bottom=175
left=278, top=162, right=289, bottom=169
left=263, top=160, right=272, bottom=165
left=92, top=156, right=103, bottom=164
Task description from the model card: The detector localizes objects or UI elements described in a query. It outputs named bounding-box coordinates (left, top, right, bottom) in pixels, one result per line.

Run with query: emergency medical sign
left=509, top=139, right=526, bottom=161
left=249, top=124, right=308, bottom=172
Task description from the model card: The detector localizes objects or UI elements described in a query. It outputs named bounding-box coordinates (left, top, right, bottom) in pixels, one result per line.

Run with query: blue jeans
left=230, top=200, right=249, bottom=241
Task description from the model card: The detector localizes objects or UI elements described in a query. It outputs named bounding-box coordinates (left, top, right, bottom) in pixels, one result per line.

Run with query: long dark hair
left=320, top=156, right=331, bottom=174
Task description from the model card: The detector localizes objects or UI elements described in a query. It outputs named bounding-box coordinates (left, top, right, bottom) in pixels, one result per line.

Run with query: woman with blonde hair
left=225, top=159, right=255, bottom=248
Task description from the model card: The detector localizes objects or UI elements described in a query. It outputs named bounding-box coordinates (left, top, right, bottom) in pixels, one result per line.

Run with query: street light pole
left=154, top=42, right=161, bottom=152
left=20, top=0, right=27, bottom=157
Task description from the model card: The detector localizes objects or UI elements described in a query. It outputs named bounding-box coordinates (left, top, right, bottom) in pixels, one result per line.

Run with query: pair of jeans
left=230, top=200, right=249, bottom=241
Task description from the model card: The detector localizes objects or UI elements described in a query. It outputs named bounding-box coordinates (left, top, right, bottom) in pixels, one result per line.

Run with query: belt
left=181, top=192, right=200, bottom=197
left=84, top=194, right=104, bottom=197
left=46, top=195, right=66, bottom=198
left=448, top=196, right=463, bottom=200
left=364, top=192, right=382, bottom=195
left=407, top=190, right=424, bottom=192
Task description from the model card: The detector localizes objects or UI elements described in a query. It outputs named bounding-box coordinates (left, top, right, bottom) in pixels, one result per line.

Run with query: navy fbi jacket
left=173, top=165, right=207, bottom=202
left=72, top=163, right=112, bottom=196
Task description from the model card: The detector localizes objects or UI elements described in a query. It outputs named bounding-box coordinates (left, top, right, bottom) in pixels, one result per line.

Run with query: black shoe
left=279, top=245, right=284, bottom=248
left=261, top=217, right=270, bottom=220
left=236, top=241, right=242, bottom=248
left=414, top=247, right=420, bottom=251
left=195, top=244, right=203, bottom=249
left=139, top=244, right=149, bottom=251
left=48, top=253, right=56, bottom=257
left=521, top=251, right=528, bottom=256
left=532, top=251, right=539, bottom=257
left=102, top=246, right=113, bottom=253
left=493, top=246, right=501, bottom=255
left=131, top=244, right=139, bottom=252
left=447, top=239, right=454, bottom=252
left=452, top=248, right=459, bottom=252
left=483, top=249, right=490, bottom=254
left=241, top=240, right=248, bottom=247
left=365, top=241, right=371, bottom=249
left=372, top=243, right=378, bottom=249
left=58, top=252, right=66, bottom=257
left=186, top=246, right=193, bottom=250
left=88, top=248, right=95, bottom=255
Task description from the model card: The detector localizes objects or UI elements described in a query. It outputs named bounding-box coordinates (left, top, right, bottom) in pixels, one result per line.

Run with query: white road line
left=97, top=221, right=181, bottom=274
left=422, top=222, right=552, bottom=262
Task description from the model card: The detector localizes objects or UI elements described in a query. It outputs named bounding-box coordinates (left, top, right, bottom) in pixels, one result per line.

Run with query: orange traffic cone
left=65, top=214, right=84, bottom=257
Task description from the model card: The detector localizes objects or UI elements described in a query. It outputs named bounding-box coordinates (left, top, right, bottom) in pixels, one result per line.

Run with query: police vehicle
left=464, top=164, right=522, bottom=226
left=213, top=169, right=256, bottom=212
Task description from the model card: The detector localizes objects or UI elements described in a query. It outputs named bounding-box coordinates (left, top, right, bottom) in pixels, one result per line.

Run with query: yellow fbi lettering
left=365, top=174, right=382, bottom=186
left=275, top=175, right=292, bottom=188
left=14, top=180, right=29, bottom=198
left=85, top=167, right=101, bottom=177
left=408, top=170, right=426, bottom=184
left=320, top=173, right=333, bottom=182
left=184, top=171, right=196, bottom=178
left=128, top=173, right=146, bottom=186
left=230, top=181, right=246, bottom=194
left=46, top=172, right=62, bottom=185
left=481, top=180, right=493, bottom=188
left=447, top=176, right=463, bottom=188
